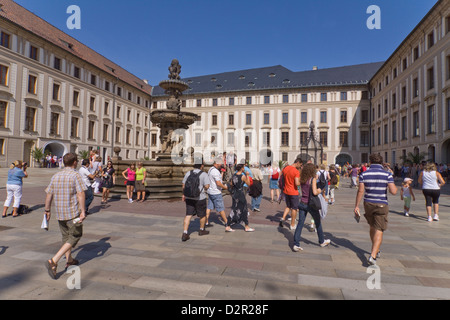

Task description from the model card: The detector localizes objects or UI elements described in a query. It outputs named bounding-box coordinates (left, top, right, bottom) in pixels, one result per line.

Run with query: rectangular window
left=229, top=97, right=234, bottom=106
left=0, top=32, right=10, bottom=49
left=104, top=102, right=109, bottom=115
left=50, top=112, right=59, bottom=135
left=402, top=86, right=407, bottom=104
left=212, top=115, right=217, bottom=126
left=264, top=113, right=270, bottom=125
left=361, top=110, right=369, bottom=123
left=264, top=96, right=270, bottom=104
left=195, top=133, right=201, bottom=147
left=88, top=121, right=95, bottom=140
left=196, top=99, right=201, bottom=107
left=29, top=45, right=38, bottom=60
left=73, top=91, right=79, bottom=107
left=115, top=127, right=121, bottom=143
left=151, top=133, right=157, bottom=146
left=228, top=113, right=234, bottom=126
left=52, top=83, right=60, bottom=101
left=25, top=107, right=36, bottom=131
left=428, top=105, right=435, bottom=134
left=340, top=110, right=347, bottom=123
left=0, top=138, right=5, bottom=155
left=339, top=132, right=348, bottom=147
left=384, top=124, right=388, bottom=144
left=413, top=78, right=419, bottom=98
left=360, top=131, right=369, bottom=147
left=447, top=98, right=450, bottom=130
left=281, top=132, right=289, bottom=146
left=102, top=124, right=109, bottom=142
left=70, top=117, right=79, bottom=138
left=320, top=111, right=327, bottom=123
left=212, top=98, right=218, bottom=106
left=392, top=93, right=397, bottom=109
left=319, top=132, right=327, bottom=147
left=28, top=75, right=37, bottom=94
left=301, top=94, right=308, bottom=102
left=282, top=112, right=288, bottom=124
left=246, top=96, right=252, bottom=105
left=263, top=132, right=270, bottom=147
left=427, top=31, right=434, bottom=49
left=211, top=133, right=217, bottom=146
left=300, top=132, right=308, bottom=145
left=320, top=93, right=327, bottom=101
left=54, top=57, right=61, bottom=71
left=340, top=92, right=347, bottom=101
left=74, top=66, right=80, bottom=79
left=90, top=96, right=96, bottom=112
left=0, top=65, right=9, bottom=86
left=413, top=46, right=419, bottom=61
left=246, top=113, right=251, bottom=125
left=91, top=74, right=96, bottom=86
left=227, top=132, right=234, bottom=146
left=0, top=101, right=7, bottom=128
left=428, top=67, right=434, bottom=90
left=245, top=132, right=252, bottom=147
left=301, top=112, right=307, bottom=124
left=283, top=95, right=289, bottom=103
left=413, top=111, right=420, bottom=137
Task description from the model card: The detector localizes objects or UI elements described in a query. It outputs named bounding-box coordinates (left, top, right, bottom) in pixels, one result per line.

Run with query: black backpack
left=183, top=170, right=202, bottom=198
left=317, top=170, right=327, bottom=189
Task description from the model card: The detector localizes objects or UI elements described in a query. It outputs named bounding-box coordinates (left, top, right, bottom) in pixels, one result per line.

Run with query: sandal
left=65, top=258, right=79, bottom=270
left=45, top=259, right=58, bottom=279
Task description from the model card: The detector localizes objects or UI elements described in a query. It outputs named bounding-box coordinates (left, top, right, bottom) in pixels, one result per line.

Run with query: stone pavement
left=0, top=168, right=450, bottom=301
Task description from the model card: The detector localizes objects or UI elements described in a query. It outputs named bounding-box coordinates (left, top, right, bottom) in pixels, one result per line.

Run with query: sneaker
left=279, top=219, right=284, bottom=228
left=293, top=245, right=303, bottom=252
left=320, top=239, right=331, bottom=247
left=405, top=212, right=409, bottom=217
left=128, top=198, right=133, bottom=203
left=181, top=233, right=190, bottom=242
left=428, top=216, right=433, bottom=222
left=289, top=224, right=296, bottom=230
left=368, top=256, right=377, bottom=266
left=433, top=214, right=439, bottom=221
left=198, top=229, right=210, bottom=236
left=376, top=251, right=381, bottom=259
left=253, top=208, right=261, bottom=212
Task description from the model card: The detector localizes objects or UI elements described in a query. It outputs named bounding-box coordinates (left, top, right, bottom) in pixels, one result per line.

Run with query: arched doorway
left=43, top=141, right=67, bottom=158
left=441, top=139, right=450, bottom=164
left=259, top=148, right=273, bottom=166
left=335, top=153, right=353, bottom=167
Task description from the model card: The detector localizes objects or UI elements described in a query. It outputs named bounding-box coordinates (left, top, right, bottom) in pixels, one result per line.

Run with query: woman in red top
left=122, top=163, right=136, bottom=203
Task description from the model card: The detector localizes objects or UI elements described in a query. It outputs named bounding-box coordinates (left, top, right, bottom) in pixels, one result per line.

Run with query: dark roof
left=152, top=62, right=384, bottom=96
left=0, top=0, right=152, bottom=95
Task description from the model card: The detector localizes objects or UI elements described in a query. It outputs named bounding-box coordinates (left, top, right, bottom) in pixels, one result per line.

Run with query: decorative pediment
left=0, top=89, right=14, bottom=101
left=24, top=97, right=41, bottom=107
left=50, top=104, right=65, bottom=113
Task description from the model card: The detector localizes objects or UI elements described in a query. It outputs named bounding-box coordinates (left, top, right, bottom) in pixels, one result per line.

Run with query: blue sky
left=15, top=0, right=438, bottom=85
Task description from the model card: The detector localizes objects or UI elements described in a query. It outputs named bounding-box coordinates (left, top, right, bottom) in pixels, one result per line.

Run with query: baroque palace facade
left=370, top=0, right=450, bottom=165
left=0, top=0, right=152, bottom=167
left=0, top=0, right=449, bottom=167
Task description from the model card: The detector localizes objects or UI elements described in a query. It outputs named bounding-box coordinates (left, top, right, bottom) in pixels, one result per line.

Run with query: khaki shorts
left=364, top=202, right=389, bottom=232
left=58, top=218, right=83, bottom=247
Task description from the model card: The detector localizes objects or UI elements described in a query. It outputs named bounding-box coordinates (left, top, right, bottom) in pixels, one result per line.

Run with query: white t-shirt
left=207, top=166, right=223, bottom=195
left=78, top=166, right=92, bottom=187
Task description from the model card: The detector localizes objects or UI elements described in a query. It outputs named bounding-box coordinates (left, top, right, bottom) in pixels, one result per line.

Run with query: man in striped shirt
left=354, top=153, right=397, bottom=265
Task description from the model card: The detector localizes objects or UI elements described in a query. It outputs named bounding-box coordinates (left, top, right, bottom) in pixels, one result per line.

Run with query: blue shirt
left=7, top=167, right=26, bottom=186
left=359, top=164, right=394, bottom=205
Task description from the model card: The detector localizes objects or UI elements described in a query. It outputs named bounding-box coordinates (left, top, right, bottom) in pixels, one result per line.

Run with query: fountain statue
left=109, top=59, right=204, bottom=200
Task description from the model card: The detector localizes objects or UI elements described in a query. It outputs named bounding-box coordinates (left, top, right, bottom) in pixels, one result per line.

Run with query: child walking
left=401, top=178, right=415, bottom=216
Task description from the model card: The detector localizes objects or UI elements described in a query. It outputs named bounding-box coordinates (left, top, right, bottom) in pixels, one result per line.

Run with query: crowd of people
left=0, top=150, right=447, bottom=278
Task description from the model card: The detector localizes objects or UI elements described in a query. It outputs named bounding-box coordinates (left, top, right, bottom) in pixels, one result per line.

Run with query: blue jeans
left=251, top=194, right=262, bottom=210
left=85, top=186, right=94, bottom=212
left=293, top=202, right=325, bottom=247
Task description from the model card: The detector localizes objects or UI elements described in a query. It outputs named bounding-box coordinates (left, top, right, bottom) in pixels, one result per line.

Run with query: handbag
left=308, top=178, right=322, bottom=211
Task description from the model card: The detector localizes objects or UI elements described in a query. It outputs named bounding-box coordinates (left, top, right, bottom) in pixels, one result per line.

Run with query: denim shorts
left=207, top=193, right=225, bottom=212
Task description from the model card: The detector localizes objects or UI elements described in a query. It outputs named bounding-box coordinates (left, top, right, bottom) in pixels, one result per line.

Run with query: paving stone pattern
left=0, top=168, right=449, bottom=300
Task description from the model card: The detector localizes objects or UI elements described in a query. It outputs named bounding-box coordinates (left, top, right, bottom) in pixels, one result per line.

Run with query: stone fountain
left=110, top=59, right=202, bottom=200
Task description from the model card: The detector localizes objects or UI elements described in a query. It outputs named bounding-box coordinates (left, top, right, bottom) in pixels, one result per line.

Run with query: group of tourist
left=0, top=150, right=447, bottom=278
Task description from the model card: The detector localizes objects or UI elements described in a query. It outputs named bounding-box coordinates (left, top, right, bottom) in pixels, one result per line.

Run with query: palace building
left=369, top=0, right=450, bottom=165
left=151, top=63, right=382, bottom=165
left=0, top=0, right=152, bottom=167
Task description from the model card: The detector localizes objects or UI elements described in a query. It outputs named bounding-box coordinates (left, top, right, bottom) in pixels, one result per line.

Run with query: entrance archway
left=259, top=148, right=273, bottom=166
left=442, top=139, right=450, bottom=164
left=335, top=153, right=353, bottom=167
left=43, top=141, right=67, bottom=158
